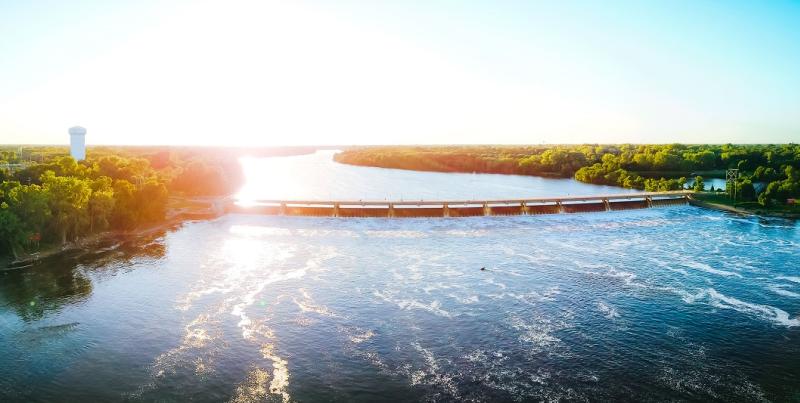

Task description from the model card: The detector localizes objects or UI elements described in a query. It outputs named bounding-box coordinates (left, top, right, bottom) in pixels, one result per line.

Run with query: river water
left=236, top=151, right=638, bottom=201
left=1, top=151, right=799, bottom=402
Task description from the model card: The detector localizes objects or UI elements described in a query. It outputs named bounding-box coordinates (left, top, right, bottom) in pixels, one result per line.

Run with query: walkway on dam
left=227, top=191, right=694, bottom=218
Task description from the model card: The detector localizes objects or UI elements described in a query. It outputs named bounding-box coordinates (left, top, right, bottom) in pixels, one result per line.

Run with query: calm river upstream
left=1, top=151, right=799, bottom=402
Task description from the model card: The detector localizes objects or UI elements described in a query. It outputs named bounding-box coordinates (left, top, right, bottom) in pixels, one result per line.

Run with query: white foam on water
left=767, top=285, right=800, bottom=298
left=464, top=349, right=489, bottom=363
left=295, top=228, right=359, bottom=238
left=347, top=328, right=375, bottom=344
left=542, top=286, right=561, bottom=300
left=292, top=288, right=338, bottom=317
left=144, top=306, right=229, bottom=394
left=176, top=242, right=294, bottom=313
left=192, top=249, right=337, bottom=402
left=231, top=269, right=305, bottom=340
left=408, top=342, right=461, bottom=399
left=506, top=286, right=561, bottom=305
left=707, top=288, right=800, bottom=327
left=605, top=268, right=641, bottom=285
left=397, top=299, right=454, bottom=318
left=444, top=229, right=490, bottom=237
left=500, top=245, right=554, bottom=263
left=575, top=266, right=647, bottom=289
left=259, top=344, right=291, bottom=402
left=683, top=261, right=743, bottom=278
left=448, top=294, right=479, bottom=304
left=592, top=218, right=672, bottom=229
left=232, top=250, right=338, bottom=340
left=572, top=261, right=610, bottom=270
left=484, top=278, right=507, bottom=290
left=373, top=290, right=455, bottom=318
left=509, top=314, right=571, bottom=353
left=657, top=363, right=769, bottom=402
left=677, top=289, right=707, bottom=304
left=364, top=230, right=427, bottom=238
left=647, top=257, right=689, bottom=276
left=422, top=282, right=461, bottom=294
left=230, top=366, right=271, bottom=403
left=658, top=366, right=721, bottom=399
left=720, top=259, right=760, bottom=273
left=176, top=284, right=236, bottom=311
left=776, top=276, right=800, bottom=284
left=679, top=288, right=800, bottom=327
left=597, top=301, right=620, bottom=320
left=361, top=340, right=463, bottom=400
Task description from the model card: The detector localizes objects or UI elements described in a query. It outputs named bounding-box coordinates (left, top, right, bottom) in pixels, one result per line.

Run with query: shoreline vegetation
left=3, top=143, right=799, bottom=268
left=334, top=144, right=800, bottom=217
left=1, top=146, right=315, bottom=268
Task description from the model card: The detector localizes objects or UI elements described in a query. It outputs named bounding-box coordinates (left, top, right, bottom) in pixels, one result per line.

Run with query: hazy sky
left=2, top=0, right=799, bottom=145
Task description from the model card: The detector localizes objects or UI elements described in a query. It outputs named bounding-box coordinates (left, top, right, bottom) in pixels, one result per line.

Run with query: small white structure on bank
left=69, top=126, right=86, bottom=161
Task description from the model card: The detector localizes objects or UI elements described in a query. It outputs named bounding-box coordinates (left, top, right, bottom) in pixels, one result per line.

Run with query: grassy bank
left=692, top=192, right=800, bottom=218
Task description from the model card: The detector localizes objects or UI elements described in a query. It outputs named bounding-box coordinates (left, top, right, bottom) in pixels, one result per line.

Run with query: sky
left=1, top=0, right=799, bottom=146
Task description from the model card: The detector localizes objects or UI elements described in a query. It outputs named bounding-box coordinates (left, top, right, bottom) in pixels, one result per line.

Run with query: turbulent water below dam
left=1, top=151, right=799, bottom=402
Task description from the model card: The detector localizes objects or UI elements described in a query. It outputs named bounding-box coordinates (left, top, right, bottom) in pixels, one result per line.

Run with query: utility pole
left=726, top=168, right=739, bottom=203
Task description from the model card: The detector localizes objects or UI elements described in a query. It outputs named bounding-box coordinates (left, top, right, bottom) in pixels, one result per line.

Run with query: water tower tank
left=69, top=126, right=87, bottom=161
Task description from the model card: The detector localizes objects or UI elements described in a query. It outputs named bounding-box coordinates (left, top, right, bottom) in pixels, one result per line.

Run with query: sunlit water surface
left=236, top=150, right=639, bottom=201
left=1, top=152, right=799, bottom=402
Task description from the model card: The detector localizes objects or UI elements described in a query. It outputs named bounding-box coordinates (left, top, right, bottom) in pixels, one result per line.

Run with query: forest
left=0, top=146, right=311, bottom=260
left=335, top=144, right=800, bottom=204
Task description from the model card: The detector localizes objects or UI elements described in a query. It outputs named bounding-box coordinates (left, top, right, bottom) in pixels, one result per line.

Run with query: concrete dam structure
left=228, top=191, right=694, bottom=218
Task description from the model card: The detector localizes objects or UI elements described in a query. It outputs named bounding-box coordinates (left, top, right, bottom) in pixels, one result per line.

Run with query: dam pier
left=228, top=191, right=693, bottom=218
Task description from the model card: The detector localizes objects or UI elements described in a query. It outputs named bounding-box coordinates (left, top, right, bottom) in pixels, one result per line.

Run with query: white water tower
left=69, top=126, right=86, bottom=161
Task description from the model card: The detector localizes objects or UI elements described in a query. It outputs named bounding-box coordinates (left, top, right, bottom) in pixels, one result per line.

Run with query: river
left=1, top=151, right=799, bottom=402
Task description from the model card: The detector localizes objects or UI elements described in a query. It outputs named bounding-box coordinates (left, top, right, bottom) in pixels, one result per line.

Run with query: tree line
left=0, top=146, right=259, bottom=259
left=335, top=144, right=800, bottom=204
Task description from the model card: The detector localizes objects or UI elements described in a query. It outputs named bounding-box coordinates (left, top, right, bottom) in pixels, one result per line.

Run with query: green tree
left=89, top=177, right=115, bottom=232
left=7, top=183, right=51, bottom=243
left=41, top=171, right=91, bottom=244
left=737, top=180, right=756, bottom=201
left=0, top=203, right=25, bottom=257
left=136, top=179, right=168, bottom=224
left=111, top=180, right=138, bottom=229
left=693, top=176, right=705, bottom=192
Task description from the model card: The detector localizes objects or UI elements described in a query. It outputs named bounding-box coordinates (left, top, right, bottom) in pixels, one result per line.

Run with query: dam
left=228, top=191, right=693, bottom=218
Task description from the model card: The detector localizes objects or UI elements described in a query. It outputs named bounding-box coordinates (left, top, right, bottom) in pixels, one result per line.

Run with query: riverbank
left=2, top=195, right=228, bottom=270
left=2, top=219, right=181, bottom=271
left=333, top=146, right=706, bottom=192
left=690, top=193, right=800, bottom=219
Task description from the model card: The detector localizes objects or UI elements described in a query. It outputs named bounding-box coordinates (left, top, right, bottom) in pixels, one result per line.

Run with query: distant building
left=69, top=126, right=86, bottom=161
